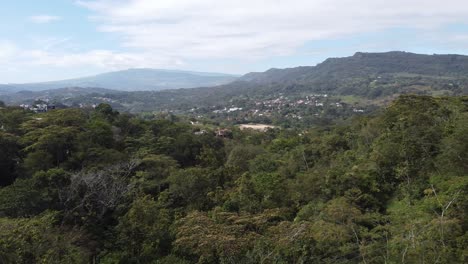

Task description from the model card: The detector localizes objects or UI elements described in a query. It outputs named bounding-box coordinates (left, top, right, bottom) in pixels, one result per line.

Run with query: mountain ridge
left=240, top=51, right=468, bottom=84
left=1, top=69, right=240, bottom=92
left=3, top=51, right=468, bottom=111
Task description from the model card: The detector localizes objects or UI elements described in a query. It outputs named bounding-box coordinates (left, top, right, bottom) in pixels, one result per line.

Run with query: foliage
left=0, top=212, right=89, bottom=263
left=0, top=95, right=466, bottom=263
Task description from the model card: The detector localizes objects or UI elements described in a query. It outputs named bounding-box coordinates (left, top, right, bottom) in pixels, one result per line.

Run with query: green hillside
left=88, top=51, right=468, bottom=112
left=0, top=95, right=466, bottom=263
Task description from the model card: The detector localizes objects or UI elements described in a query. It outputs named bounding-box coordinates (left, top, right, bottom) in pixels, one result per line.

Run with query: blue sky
left=1, top=0, right=468, bottom=83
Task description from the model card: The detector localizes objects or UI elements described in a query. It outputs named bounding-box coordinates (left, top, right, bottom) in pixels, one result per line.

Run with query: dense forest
left=0, top=95, right=467, bottom=263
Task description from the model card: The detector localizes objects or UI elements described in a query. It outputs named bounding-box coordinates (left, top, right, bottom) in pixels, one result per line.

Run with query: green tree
left=0, top=212, right=89, bottom=263
left=166, top=167, right=219, bottom=210
left=0, top=132, right=21, bottom=186
left=0, top=168, right=70, bottom=217
left=94, top=103, right=119, bottom=122
left=132, top=154, right=179, bottom=195
left=226, top=145, right=264, bottom=173
left=106, top=195, right=172, bottom=263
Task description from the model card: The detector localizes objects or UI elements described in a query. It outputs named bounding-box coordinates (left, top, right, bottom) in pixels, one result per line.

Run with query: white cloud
left=3, top=1, right=468, bottom=82
left=0, top=38, right=185, bottom=79
left=23, top=49, right=184, bottom=70
left=0, top=41, right=19, bottom=61
left=76, top=0, right=468, bottom=59
left=29, top=15, right=62, bottom=24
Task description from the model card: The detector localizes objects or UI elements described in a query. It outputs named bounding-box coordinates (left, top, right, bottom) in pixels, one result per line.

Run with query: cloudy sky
left=2, top=0, right=468, bottom=83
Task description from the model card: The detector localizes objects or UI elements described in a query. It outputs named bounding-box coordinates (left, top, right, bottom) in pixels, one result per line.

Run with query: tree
left=166, top=167, right=219, bottom=210
left=103, top=195, right=172, bottom=262
left=0, top=168, right=70, bottom=217
left=0, top=212, right=89, bottom=263
left=94, top=103, right=119, bottom=122
left=132, top=154, right=179, bottom=195
left=0, top=107, right=30, bottom=134
left=22, top=125, right=81, bottom=172
left=61, top=160, right=140, bottom=225
left=371, top=95, right=446, bottom=199
left=0, top=132, right=21, bottom=186
left=174, top=210, right=288, bottom=263
left=85, top=119, right=115, bottom=148
left=226, top=145, right=264, bottom=173
left=21, top=109, right=87, bottom=172
left=437, top=112, right=468, bottom=175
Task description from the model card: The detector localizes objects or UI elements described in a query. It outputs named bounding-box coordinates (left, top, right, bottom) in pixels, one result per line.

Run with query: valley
left=2, top=51, right=466, bottom=128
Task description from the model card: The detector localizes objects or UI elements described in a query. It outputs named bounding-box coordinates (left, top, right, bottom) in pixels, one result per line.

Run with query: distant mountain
left=1, top=69, right=239, bottom=92
left=231, top=51, right=468, bottom=99
left=0, top=84, right=19, bottom=95
left=97, top=51, right=468, bottom=112
left=241, top=51, right=468, bottom=84
left=3, top=51, right=468, bottom=112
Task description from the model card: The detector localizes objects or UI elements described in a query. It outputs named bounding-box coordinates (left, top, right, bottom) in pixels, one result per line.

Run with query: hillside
left=80, top=51, right=468, bottom=112
left=3, top=52, right=468, bottom=114
left=1, top=87, right=121, bottom=104
left=0, top=95, right=467, bottom=263
left=1, top=69, right=239, bottom=92
left=242, top=51, right=468, bottom=83
left=0, top=84, right=18, bottom=95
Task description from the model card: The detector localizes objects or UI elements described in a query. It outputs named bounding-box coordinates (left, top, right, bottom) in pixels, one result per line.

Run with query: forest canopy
left=0, top=95, right=467, bottom=263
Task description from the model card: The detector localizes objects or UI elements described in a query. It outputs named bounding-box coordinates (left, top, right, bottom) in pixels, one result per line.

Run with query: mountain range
left=0, top=69, right=239, bottom=92
left=145, top=51, right=468, bottom=107
left=2, top=51, right=468, bottom=111
left=241, top=51, right=468, bottom=84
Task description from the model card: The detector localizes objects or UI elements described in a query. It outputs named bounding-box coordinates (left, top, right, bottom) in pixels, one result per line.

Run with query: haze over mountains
left=0, top=69, right=239, bottom=92
left=2, top=51, right=468, bottom=110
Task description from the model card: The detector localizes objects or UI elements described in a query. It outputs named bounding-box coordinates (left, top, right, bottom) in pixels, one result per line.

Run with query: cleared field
left=239, top=124, right=277, bottom=131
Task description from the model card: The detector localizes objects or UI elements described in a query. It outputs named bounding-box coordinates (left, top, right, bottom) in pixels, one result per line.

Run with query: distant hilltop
left=240, top=51, right=468, bottom=84
left=2, top=51, right=468, bottom=111
left=1, top=69, right=240, bottom=92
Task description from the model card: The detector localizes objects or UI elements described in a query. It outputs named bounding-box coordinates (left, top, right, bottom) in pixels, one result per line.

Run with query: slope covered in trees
left=0, top=95, right=467, bottom=263
left=58, top=52, right=468, bottom=112
left=3, top=52, right=468, bottom=113
left=242, top=51, right=468, bottom=82
left=204, top=51, right=468, bottom=100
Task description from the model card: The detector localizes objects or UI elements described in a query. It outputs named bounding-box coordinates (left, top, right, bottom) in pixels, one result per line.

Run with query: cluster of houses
left=193, top=125, right=275, bottom=138
left=188, top=93, right=369, bottom=126
left=78, top=103, right=98, bottom=109
left=255, top=94, right=332, bottom=109
left=93, top=97, right=116, bottom=103
left=207, top=93, right=362, bottom=119
left=212, top=107, right=243, bottom=114
left=20, top=103, right=56, bottom=113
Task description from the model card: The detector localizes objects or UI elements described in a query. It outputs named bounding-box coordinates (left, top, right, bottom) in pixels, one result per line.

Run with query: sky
left=2, top=0, right=468, bottom=83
